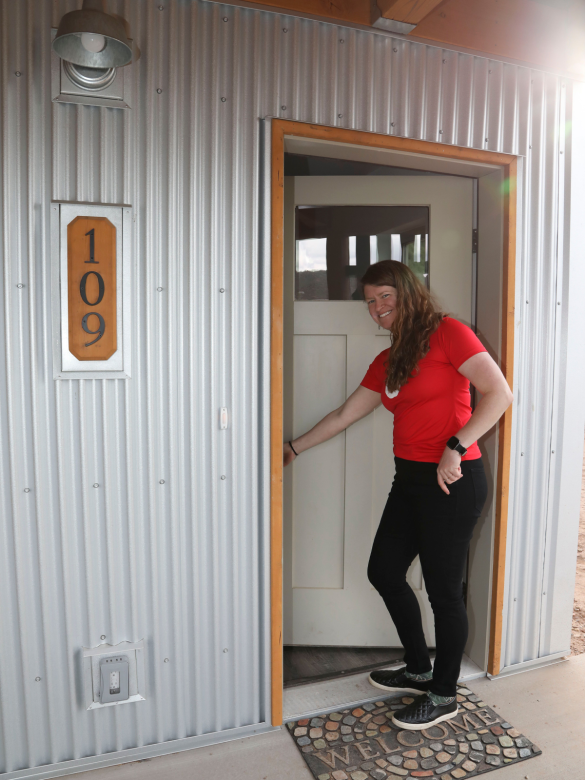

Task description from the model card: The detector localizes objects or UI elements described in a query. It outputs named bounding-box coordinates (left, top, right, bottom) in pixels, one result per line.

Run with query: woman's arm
left=283, top=385, right=381, bottom=467
left=437, top=351, right=513, bottom=493
left=456, top=351, right=513, bottom=446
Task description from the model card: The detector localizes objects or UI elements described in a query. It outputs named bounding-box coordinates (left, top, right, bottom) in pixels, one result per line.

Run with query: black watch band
left=447, top=436, right=467, bottom=456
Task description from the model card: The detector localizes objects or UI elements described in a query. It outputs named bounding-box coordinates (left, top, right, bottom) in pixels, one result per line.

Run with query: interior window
left=295, top=205, right=429, bottom=301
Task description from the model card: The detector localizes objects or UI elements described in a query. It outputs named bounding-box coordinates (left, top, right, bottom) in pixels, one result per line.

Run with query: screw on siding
left=552, top=450, right=555, bottom=454
left=223, top=648, right=228, bottom=653
left=390, top=122, right=395, bottom=127
left=338, top=114, right=343, bottom=118
left=164, top=658, right=170, bottom=663
left=157, top=287, right=163, bottom=292
left=159, top=479, right=165, bottom=484
left=439, top=130, right=443, bottom=134
left=15, top=71, right=21, bottom=77
left=558, top=301, right=561, bottom=305
left=221, top=97, right=227, bottom=102
left=24, top=488, right=30, bottom=493
left=219, top=288, right=225, bottom=293
left=93, top=483, right=99, bottom=488
left=442, top=59, right=446, bottom=63
left=529, top=145, right=532, bottom=149
left=281, top=105, right=287, bottom=110
left=158, top=5, right=164, bottom=9
left=221, top=475, right=226, bottom=480
left=393, top=47, right=397, bottom=52
left=339, top=39, right=344, bottom=43
left=282, top=27, right=288, bottom=32
left=101, top=635, right=106, bottom=640
left=17, top=283, right=24, bottom=288
left=489, top=70, right=492, bottom=74
left=35, top=677, right=41, bottom=681
left=157, top=88, right=162, bottom=94
left=521, top=452, right=524, bottom=456
left=223, top=17, right=229, bottom=22
left=485, top=138, right=489, bottom=142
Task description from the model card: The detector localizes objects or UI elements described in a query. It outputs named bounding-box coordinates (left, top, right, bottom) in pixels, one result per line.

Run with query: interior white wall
left=282, top=177, right=296, bottom=643
left=466, top=168, right=505, bottom=671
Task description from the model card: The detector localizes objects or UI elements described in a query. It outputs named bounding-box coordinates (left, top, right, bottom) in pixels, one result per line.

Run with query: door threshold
left=282, top=653, right=485, bottom=722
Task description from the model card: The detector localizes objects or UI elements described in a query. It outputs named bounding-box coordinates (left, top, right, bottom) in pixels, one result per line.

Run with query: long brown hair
left=360, top=260, right=444, bottom=393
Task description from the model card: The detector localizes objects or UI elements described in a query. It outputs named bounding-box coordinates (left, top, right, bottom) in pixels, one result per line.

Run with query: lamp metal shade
left=52, top=0, right=132, bottom=68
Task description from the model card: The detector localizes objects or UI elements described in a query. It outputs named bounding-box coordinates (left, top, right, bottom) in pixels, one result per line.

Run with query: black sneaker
left=391, top=692, right=458, bottom=730
left=368, top=666, right=432, bottom=695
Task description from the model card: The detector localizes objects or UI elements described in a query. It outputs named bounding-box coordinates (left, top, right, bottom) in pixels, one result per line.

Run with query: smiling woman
left=362, top=261, right=442, bottom=393
left=364, top=285, right=397, bottom=326
left=283, top=259, right=513, bottom=731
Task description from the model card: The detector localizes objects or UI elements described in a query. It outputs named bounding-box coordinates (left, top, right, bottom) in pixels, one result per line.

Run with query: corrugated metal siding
left=502, top=72, right=567, bottom=669
left=0, top=0, right=572, bottom=774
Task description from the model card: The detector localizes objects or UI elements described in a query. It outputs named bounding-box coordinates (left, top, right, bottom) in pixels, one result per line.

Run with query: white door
left=283, top=175, right=474, bottom=647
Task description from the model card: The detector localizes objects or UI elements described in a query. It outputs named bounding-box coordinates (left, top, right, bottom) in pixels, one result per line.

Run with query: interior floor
left=283, top=645, right=405, bottom=688
left=283, top=653, right=485, bottom=722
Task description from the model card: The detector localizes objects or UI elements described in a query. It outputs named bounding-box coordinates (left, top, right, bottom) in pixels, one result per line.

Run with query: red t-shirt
left=360, top=316, right=487, bottom=462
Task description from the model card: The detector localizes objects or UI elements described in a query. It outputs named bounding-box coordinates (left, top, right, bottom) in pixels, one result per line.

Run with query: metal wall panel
left=501, top=71, right=569, bottom=670
left=0, top=0, right=577, bottom=775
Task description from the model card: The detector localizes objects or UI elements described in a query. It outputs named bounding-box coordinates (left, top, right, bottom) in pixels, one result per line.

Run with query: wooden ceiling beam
left=377, top=0, right=447, bottom=25
left=411, top=0, right=585, bottom=76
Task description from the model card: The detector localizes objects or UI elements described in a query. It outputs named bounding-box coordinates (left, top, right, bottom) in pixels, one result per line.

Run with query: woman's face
left=364, top=284, right=398, bottom=330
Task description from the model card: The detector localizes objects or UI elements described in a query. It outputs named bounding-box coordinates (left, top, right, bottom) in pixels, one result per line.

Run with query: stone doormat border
left=286, top=684, right=541, bottom=780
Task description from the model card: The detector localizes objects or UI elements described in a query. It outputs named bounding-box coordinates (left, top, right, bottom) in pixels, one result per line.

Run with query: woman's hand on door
left=282, top=385, right=381, bottom=467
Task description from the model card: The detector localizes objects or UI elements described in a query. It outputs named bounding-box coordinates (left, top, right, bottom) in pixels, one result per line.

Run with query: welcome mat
left=286, top=685, right=541, bottom=780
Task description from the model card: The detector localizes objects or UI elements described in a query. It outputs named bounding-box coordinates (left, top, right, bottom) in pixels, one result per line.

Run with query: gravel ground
left=570, top=439, right=585, bottom=655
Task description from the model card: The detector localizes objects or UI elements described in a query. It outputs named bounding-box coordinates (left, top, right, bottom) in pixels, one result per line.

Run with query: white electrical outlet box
left=82, top=640, right=145, bottom=710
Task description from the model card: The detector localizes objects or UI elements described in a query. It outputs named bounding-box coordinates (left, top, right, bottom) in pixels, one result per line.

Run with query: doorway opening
left=269, top=120, right=517, bottom=726
left=283, top=163, right=474, bottom=693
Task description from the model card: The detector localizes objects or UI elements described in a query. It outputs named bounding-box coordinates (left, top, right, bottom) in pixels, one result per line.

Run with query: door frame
left=269, top=118, right=517, bottom=726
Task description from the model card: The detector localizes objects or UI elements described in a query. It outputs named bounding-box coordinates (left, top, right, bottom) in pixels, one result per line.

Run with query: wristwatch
left=447, top=436, right=467, bottom=456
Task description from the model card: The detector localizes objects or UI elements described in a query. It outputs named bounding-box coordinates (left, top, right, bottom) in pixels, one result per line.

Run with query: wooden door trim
left=270, top=119, right=516, bottom=726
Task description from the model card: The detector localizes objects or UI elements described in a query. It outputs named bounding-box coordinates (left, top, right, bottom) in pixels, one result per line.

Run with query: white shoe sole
left=368, top=674, right=428, bottom=696
left=391, top=705, right=459, bottom=731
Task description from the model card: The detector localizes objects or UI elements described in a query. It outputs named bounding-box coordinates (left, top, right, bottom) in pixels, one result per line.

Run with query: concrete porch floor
left=79, top=653, right=585, bottom=780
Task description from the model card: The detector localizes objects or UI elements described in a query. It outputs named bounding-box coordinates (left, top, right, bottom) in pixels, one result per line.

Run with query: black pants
left=367, top=456, right=488, bottom=697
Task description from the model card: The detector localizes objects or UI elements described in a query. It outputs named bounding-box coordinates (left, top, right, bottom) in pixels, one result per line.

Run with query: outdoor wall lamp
left=52, top=0, right=132, bottom=69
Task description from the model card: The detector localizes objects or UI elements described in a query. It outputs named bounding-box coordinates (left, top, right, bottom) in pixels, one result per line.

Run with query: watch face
left=448, top=436, right=466, bottom=455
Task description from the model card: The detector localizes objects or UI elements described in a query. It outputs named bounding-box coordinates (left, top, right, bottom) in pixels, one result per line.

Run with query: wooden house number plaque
left=67, top=216, right=117, bottom=360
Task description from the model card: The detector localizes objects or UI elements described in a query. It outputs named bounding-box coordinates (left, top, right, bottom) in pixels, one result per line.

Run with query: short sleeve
left=360, top=350, right=388, bottom=393
left=439, top=317, right=487, bottom=369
